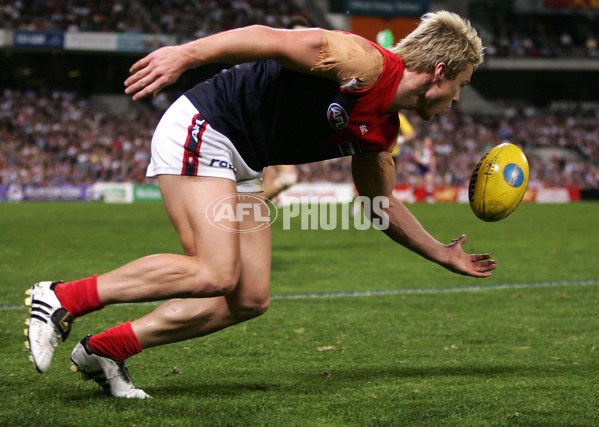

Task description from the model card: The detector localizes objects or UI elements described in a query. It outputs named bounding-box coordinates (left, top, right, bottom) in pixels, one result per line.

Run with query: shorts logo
left=327, top=103, right=349, bottom=130
left=187, top=155, right=197, bottom=165
left=191, top=116, right=205, bottom=141
left=209, top=158, right=237, bottom=174
left=182, top=113, right=206, bottom=176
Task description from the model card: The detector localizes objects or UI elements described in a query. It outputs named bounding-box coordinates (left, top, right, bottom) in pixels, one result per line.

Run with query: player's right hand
left=124, top=46, right=187, bottom=101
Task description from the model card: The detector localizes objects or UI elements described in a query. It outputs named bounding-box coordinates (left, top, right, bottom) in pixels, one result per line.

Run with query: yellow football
left=468, top=143, right=529, bottom=222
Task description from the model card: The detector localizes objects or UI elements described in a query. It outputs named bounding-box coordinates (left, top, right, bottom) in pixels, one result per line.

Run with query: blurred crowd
left=1, top=0, right=597, bottom=57
left=393, top=105, right=599, bottom=190
left=1, top=2, right=598, bottom=190
left=0, top=0, right=304, bottom=41
left=0, top=0, right=151, bottom=33
left=0, top=89, right=158, bottom=186
left=2, top=89, right=598, bottom=190
left=145, top=0, right=303, bottom=42
left=483, top=14, right=599, bottom=58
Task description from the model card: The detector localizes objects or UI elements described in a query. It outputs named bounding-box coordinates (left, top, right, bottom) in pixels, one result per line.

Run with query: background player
left=391, top=112, right=417, bottom=173
left=414, top=135, right=437, bottom=202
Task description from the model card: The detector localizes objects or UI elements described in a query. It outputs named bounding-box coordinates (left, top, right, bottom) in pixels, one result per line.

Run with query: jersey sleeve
left=311, top=30, right=384, bottom=90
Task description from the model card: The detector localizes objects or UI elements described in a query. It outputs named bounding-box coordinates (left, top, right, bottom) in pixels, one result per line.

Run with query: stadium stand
left=2, top=0, right=594, bottom=57
left=0, top=0, right=306, bottom=39
left=144, top=0, right=305, bottom=41
left=0, top=89, right=158, bottom=186
left=2, top=88, right=597, bottom=190
left=393, top=106, right=599, bottom=190
left=1, top=1, right=598, bottom=195
left=477, top=10, right=599, bottom=58
left=0, top=0, right=153, bottom=33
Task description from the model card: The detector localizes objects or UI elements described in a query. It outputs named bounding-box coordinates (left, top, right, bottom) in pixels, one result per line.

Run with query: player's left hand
left=124, top=45, right=188, bottom=101
left=442, top=234, right=496, bottom=278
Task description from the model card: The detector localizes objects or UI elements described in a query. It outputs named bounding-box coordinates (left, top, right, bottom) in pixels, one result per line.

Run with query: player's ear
left=433, top=62, right=446, bottom=82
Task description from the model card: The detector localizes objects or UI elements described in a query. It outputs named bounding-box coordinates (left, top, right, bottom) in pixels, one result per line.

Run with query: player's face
left=415, top=64, right=474, bottom=121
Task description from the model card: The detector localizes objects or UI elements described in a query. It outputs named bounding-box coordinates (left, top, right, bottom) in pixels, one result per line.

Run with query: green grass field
left=1, top=201, right=598, bottom=426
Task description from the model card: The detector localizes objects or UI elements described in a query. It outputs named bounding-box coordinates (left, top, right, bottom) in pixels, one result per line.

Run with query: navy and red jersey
left=184, top=41, right=403, bottom=171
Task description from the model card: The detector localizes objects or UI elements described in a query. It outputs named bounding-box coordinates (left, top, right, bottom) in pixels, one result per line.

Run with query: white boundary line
left=270, top=279, right=599, bottom=300
left=3, top=280, right=598, bottom=311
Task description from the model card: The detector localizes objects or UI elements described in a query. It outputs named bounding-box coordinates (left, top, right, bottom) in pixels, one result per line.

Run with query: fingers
left=476, top=258, right=497, bottom=271
left=128, top=81, right=152, bottom=100
left=125, top=67, right=149, bottom=90
left=470, top=256, right=497, bottom=278
left=471, top=253, right=492, bottom=262
left=472, top=270, right=493, bottom=278
left=124, top=51, right=166, bottom=100
left=446, top=234, right=496, bottom=278
left=129, top=85, right=153, bottom=101
left=127, top=63, right=152, bottom=85
left=124, top=68, right=158, bottom=100
left=449, top=234, right=467, bottom=247
left=129, top=56, right=150, bottom=74
left=470, top=253, right=496, bottom=268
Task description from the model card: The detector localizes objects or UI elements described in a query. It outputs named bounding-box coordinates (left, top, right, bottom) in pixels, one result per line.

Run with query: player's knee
left=190, top=261, right=241, bottom=297
left=210, top=269, right=241, bottom=295
left=230, top=296, right=270, bottom=322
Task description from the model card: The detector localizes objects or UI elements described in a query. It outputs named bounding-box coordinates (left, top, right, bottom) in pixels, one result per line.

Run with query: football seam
left=481, top=144, right=506, bottom=221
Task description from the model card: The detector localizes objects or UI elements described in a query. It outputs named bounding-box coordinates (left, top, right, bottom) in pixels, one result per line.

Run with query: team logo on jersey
left=327, top=103, right=349, bottom=130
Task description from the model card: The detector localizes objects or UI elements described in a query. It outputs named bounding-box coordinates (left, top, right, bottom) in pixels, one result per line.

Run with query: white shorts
left=147, top=95, right=263, bottom=193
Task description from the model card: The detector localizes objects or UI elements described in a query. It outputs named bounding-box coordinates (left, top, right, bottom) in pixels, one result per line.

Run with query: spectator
left=2, top=90, right=598, bottom=191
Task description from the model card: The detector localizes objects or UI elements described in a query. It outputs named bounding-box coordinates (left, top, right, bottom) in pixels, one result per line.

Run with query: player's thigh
left=225, top=202, right=272, bottom=319
left=158, top=175, right=240, bottom=265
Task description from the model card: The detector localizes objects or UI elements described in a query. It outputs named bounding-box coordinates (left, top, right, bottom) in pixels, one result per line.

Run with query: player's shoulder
left=322, top=29, right=382, bottom=56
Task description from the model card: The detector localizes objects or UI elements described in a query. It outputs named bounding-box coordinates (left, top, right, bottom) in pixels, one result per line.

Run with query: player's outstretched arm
left=351, top=151, right=496, bottom=278
left=124, top=25, right=323, bottom=101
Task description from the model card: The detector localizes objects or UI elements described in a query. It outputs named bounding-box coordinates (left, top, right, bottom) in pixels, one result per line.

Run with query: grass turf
left=1, top=201, right=598, bottom=426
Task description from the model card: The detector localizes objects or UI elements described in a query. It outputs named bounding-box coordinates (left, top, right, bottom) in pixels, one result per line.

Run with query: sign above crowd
left=343, top=0, right=429, bottom=17
left=9, top=30, right=175, bottom=52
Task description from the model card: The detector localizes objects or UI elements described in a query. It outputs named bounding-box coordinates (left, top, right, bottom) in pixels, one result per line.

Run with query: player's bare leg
left=25, top=176, right=241, bottom=375
left=128, top=174, right=271, bottom=346
left=97, top=176, right=242, bottom=303
left=69, top=175, right=271, bottom=398
left=130, top=210, right=271, bottom=348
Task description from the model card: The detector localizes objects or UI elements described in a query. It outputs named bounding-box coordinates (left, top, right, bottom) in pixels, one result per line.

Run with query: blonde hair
left=392, top=11, right=484, bottom=79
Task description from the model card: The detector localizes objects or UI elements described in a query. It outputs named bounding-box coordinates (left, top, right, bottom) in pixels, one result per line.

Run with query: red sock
left=54, top=275, right=104, bottom=318
left=87, top=321, right=142, bottom=361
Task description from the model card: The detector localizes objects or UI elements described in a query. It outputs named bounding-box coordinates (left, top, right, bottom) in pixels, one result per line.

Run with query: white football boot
left=24, top=281, right=73, bottom=373
left=70, top=335, right=151, bottom=399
